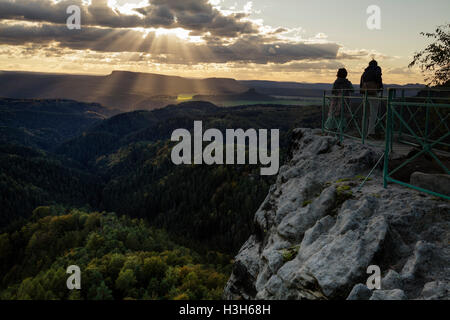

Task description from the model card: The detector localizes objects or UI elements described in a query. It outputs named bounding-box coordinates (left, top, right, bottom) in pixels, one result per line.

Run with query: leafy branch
left=409, top=24, right=450, bottom=86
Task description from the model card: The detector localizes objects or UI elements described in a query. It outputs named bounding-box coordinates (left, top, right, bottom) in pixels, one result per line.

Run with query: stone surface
left=410, top=172, right=450, bottom=196
left=420, top=281, right=449, bottom=300
left=347, top=284, right=372, bottom=300
left=381, top=270, right=403, bottom=291
left=370, top=289, right=408, bottom=300
left=224, top=128, right=450, bottom=300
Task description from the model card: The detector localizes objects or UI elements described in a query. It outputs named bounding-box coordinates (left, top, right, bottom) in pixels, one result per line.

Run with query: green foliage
left=0, top=101, right=321, bottom=252
left=0, top=101, right=322, bottom=300
left=409, top=24, right=450, bottom=86
left=0, top=145, right=102, bottom=227
left=59, top=104, right=319, bottom=252
left=95, top=281, right=113, bottom=300
left=302, top=200, right=313, bottom=207
left=0, top=98, right=113, bottom=151
left=336, top=185, right=351, bottom=193
left=281, top=245, right=300, bottom=263
left=333, top=186, right=354, bottom=214
left=0, top=209, right=230, bottom=300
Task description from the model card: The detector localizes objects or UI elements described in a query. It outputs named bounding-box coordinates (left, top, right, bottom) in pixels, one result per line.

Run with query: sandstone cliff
left=224, top=128, right=449, bottom=300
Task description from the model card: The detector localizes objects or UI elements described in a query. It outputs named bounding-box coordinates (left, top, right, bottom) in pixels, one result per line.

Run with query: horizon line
left=0, top=69, right=425, bottom=86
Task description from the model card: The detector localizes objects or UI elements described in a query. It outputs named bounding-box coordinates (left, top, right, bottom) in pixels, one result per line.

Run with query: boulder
left=370, top=289, right=408, bottom=300
left=420, top=281, right=449, bottom=300
left=410, top=172, right=450, bottom=196
left=347, top=284, right=372, bottom=300
left=381, top=270, right=403, bottom=290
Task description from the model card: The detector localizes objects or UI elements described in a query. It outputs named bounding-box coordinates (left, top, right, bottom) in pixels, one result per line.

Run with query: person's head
left=337, top=68, right=348, bottom=79
left=369, top=59, right=378, bottom=67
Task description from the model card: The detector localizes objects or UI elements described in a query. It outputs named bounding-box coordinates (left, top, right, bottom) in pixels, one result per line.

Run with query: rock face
left=410, top=172, right=450, bottom=197
left=224, top=128, right=450, bottom=300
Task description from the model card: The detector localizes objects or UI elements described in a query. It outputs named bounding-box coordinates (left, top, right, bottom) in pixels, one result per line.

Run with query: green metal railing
left=383, top=88, right=450, bottom=200
left=322, top=89, right=387, bottom=145
left=322, top=87, right=450, bottom=200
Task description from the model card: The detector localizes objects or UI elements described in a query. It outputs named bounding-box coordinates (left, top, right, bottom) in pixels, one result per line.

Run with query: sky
left=0, top=0, right=448, bottom=84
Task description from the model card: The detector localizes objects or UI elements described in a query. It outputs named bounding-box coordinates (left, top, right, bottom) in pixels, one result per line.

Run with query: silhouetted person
left=325, top=68, right=354, bottom=130
left=360, top=60, right=383, bottom=136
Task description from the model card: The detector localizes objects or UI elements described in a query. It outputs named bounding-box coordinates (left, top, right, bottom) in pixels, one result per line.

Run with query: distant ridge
left=0, top=70, right=425, bottom=110
left=0, top=97, right=115, bottom=150
left=0, top=70, right=247, bottom=111
left=240, top=80, right=426, bottom=98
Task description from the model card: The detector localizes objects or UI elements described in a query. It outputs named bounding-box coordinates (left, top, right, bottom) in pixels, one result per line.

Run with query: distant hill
left=239, top=80, right=426, bottom=97
left=0, top=142, right=102, bottom=227
left=0, top=71, right=247, bottom=111
left=0, top=98, right=115, bottom=150
left=0, top=70, right=426, bottom=111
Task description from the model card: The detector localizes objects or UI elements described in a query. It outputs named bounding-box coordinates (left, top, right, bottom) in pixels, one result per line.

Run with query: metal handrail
left=322, top=87, right=450, bottom=200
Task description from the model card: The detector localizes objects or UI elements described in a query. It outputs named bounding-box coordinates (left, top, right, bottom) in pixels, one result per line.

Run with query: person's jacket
left=360, top=65, right=383, bottom=95
left=332, top=78, right=354, bottom=96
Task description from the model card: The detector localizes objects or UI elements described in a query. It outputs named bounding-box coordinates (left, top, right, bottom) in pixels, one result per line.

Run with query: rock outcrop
left=410, top=172, right=450, bottom=197
left=224, top=128, right=449, bottom=300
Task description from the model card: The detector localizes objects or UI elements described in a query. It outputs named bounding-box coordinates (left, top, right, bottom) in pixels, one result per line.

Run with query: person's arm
left=332, top=81, right=338, bottom=95
left=360, top=74, right=364, bottom=94
left=377, top=68, right=384, bottom=89
left=349, top=81, right=354, bottom=94
left=343, top=82, right=354, bottom=97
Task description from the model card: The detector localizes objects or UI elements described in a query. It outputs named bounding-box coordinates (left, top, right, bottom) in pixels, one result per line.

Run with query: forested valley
left=0, top=98, right=320, bottom=299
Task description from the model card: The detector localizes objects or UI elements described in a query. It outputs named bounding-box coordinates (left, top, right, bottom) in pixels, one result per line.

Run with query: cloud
left=388, top=67, right=415, bottom=75
left=0, top=22, right=162, bottom=52
left=0, top=0, right=258, bottom=37
left=206, top=36, right=340, bottom=64
left=0, top=0, right=385, bottom=70
left=0, top=21, right=341, bottom=64
left=265, top=61, right=345, bottom=72
left=337, top=48, right=388, bottom=61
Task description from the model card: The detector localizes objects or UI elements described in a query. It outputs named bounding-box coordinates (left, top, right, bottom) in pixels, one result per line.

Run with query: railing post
left=339, top=90, right=344, bottom=143
left=322, top=91, right=326, bottom=134
left=383, top=89, right=394, bottom=188
left=362, top=91, right=368, bottom=144
left=425, top=89, right=431, bottom=145
left=398, top=89, right=405, bottom=140
left=390, top=90, right=395, bottom=152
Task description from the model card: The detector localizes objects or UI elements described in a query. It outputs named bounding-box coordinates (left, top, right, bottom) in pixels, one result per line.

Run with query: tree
left=142, top=257, right=168, bottom=281
left=95, top=281, right=114, bottom=300
left=0, top=234, right=11, bottom=271
left=86, top=233, right=105, bottom=253
left=409, top=24, right=450, bottom=86
left=115, top=269, right=137, bottom=293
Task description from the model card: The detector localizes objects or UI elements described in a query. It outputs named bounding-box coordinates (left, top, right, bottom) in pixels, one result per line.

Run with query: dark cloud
left=0, top=22, right=155, bottom=52
left=0, top=0, right=257, bottom=37
left=0, top=22, right=341, bottom=64
left=0, top=0, right=355, bottom=66
left=206, top=36, right=340, bottom=64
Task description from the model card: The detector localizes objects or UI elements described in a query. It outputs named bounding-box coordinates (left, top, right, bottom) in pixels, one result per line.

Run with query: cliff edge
left=224, top=128, right=449, bottom=300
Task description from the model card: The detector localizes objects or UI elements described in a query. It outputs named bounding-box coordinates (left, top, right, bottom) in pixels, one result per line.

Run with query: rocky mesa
left=224, top=128, right=449, bottom=300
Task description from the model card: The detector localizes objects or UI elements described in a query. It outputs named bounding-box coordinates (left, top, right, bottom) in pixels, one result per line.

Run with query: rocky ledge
left=224, top=128, right=449, bottom=300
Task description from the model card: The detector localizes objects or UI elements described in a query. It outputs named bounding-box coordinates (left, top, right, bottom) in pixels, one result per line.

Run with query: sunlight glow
left=154, top=28, right=204, bottom=43
left=107, top=0, right=148, bottom=16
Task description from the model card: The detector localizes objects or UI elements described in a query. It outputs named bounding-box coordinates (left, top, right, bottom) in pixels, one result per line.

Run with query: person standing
left=360, top=60, right=383, bottom=136
left=325, top=68, right=354, bottom=130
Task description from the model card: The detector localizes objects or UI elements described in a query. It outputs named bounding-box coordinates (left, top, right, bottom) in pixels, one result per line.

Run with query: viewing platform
left=321, top=87, right=450, bottom=200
